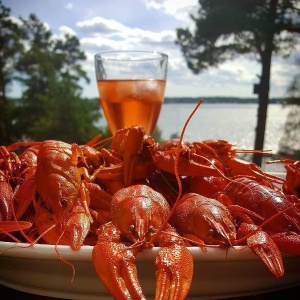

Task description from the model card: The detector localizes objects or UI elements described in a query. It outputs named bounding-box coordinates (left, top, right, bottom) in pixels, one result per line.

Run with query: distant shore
left=164, top=97, right=284, bottom=104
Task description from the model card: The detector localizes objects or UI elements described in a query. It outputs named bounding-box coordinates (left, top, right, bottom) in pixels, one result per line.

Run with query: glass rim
left=94, top=50, right=168, bottom=62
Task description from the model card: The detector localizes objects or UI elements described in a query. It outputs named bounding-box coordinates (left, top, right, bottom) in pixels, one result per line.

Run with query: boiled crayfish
left=92, top=184, right=194, bottom=300
left=0, top=100, right=300, bottom=299
left=0, top=144, right=36, bottom=241
left=34, top=140, right=94, bottom=250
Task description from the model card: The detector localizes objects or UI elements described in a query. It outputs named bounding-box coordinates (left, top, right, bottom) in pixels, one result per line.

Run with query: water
left=157, top=103, right=288, bottom=153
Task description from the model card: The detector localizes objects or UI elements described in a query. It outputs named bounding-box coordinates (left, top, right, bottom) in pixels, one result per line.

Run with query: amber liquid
left=97, top=79, right=166, bottom=135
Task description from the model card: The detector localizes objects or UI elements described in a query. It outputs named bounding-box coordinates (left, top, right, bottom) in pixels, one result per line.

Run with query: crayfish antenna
left=150, top=100, right=204, bottom=245
left=5, top=141, right=42, bottom=152
left=85, top=133, right=102, bottom=146
left=55, top=237, right=76, bottom=283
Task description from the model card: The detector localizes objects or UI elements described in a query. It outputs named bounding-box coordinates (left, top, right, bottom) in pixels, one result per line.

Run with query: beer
left=97, top=79, right=166, bottom=135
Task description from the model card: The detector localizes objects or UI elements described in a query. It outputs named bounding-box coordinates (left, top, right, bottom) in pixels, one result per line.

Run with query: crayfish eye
left=148, top=225, right=155, bottom=233
left=61, top=198, right=68, bottom=207
left=208, top=229, right=214, bottom=236
left=287, top=224, right=295, bottom=231
left=129, top=225, right=135, bottom=232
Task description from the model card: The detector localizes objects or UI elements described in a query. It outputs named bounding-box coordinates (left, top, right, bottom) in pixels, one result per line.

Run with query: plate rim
left=0, top=240, right=296, bottom=262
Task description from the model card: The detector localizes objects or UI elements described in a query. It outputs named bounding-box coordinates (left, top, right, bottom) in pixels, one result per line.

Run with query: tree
left=279, top=56, right=300, bottom=159
left=0, top=0, right=25, bottom=144
left=0, top=4, right=106, bottom=145
left=11, top=13, right=102, bottom=144
left=176, top=0, right=300, bottom=166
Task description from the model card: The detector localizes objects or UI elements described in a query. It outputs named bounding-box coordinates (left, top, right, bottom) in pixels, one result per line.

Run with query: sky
left=4, top=0, right=300, bottom=99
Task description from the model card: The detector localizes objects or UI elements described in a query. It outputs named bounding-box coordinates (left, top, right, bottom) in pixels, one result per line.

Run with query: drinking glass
left=94, top=51, right=168, bottom=136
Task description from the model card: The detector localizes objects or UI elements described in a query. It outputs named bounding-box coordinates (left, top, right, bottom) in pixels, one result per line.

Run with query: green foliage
left=0, top=2, right=104, bottom=145
left=176, top=0, right=300, bottom=74
left=0, top=1, right=25, bottom=145
left=284, top=56, right=300, bottom=105
left=279, top=57, right=300, bottom=158
left=152, top=126, right=164, bottom=143
left=279, top=105, right=300, bottom=159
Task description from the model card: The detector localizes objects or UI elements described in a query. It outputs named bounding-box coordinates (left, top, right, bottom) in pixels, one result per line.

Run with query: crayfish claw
left=155, top=228, right=194, bottom=300
left=248, top=231, right=284, bottom=277
left=92, top=222, right=146, bottom=300
left=238, top=223, right=284, bottom=277
left=66, top=205, right=91, bottom=251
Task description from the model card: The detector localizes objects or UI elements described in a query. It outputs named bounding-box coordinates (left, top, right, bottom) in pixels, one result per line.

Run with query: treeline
left=164, top=97, right=285, bottom=104
left=0, top=2, right=110, bottom=146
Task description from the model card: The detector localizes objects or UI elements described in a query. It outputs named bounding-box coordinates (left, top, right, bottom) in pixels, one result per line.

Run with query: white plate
left=0, top=241, right=300, bottom=299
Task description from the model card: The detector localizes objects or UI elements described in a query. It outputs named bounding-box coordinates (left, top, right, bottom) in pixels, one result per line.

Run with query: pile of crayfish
left=1, top=109, right=300, bottom=300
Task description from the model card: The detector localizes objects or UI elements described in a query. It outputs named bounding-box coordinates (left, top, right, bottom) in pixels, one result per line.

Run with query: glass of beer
left=94, top=51, right=168, bottom=136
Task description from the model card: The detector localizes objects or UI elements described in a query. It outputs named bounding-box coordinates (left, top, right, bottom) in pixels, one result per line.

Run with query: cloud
left=80, top=36, right=124, bottom=53
left=271, top=55, right=299, bottom=95
left=8, top=15, right=22, bottom=26
left=145, top=0, right=198, bottom=22
left=77, top=16, right=176, bottom=53
left=59, top=25, right=77, bottom=37
left=65, top=2, right=74, bottom=10
left=77, top=17, right=127, bottom=35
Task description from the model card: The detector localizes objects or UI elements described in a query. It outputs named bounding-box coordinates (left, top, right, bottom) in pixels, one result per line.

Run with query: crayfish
left=92, top=184, right=194, bottom=299
left=0, top=100, right=300, bottom=300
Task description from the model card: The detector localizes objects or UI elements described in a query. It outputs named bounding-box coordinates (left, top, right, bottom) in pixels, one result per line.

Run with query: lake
left=157, top=103, right=288, bottom=153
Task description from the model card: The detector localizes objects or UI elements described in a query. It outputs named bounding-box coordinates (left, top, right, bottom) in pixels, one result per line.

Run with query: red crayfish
left=0, top=100, right=299, bottom=300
